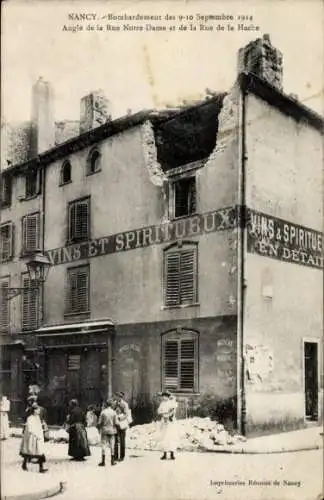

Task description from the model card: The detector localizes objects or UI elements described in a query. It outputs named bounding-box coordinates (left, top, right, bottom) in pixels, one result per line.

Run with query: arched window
left=161, top=329, right=199, bottom=393
left=60, top=160, right=72, bottom=185
left=163, top=241, right=198, bottom=307
left=87, top=149, right=101, bottom=175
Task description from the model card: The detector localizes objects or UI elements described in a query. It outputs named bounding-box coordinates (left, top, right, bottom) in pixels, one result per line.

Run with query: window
left=60, top=161, right=72, bottom=185
left=25, top=169, right=41, bottom=198
left=21, top=273, right=40, bottom=331
left=87, top=149, right=101, bottom=175
left=68, top=198, right=90, bottom=242
left=66, top=265, right=90, bottom=315
left=164, top=243, right=198, bottom=307
left=162, top=330, right=198, bottom=392
left=22, top=213, right=40, bottom=254
left=68, top=354, right=81, bottom=370
left=0, top=277, right=10, bottom=332
left=172, top=176, right=196, bottom=218
left=0, top=223, right=14, bottom=261
left=0, top=174, right=12, bottom=207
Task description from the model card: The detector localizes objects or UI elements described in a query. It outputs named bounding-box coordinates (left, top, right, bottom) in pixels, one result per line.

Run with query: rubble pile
left=127, top=417, right=246, bottom=451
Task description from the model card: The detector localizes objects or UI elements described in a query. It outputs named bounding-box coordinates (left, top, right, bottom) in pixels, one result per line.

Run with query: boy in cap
left=114, top=392, right=132, bottom=462
left=97, top=399, right=117, bottom=466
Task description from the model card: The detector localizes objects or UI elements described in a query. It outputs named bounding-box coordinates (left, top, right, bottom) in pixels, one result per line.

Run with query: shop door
left=46, top=350, right=68, bottom=424
left=304, top=342, right=318, bottom=421
left=80, top=347, right=108, bottom=409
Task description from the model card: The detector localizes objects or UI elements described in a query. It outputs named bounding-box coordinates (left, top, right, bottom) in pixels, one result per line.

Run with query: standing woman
left=66, top=399, right=90, bottom=461
left=0, top=395, right=11, bottom=440
left=20, top=403, right=48, bottom=473
left=157, top=391, right=178, bottom=460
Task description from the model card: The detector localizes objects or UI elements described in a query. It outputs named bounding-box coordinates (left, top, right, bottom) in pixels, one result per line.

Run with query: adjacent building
left=1, top=35, right=323, bottom=434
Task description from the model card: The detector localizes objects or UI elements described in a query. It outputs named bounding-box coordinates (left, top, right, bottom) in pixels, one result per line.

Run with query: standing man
left=114, top=392, right=132, bottom=462
left=97, top=399, right=117, bottom=467
left=157, top=391, right=178, bottom=460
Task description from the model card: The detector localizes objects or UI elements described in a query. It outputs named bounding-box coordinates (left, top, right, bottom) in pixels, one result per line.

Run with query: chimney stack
left=30, top=77, right=55, bottom=157
left=80, top=90, right=111, bottom=134
left=238, top=34, right=283, bottom=91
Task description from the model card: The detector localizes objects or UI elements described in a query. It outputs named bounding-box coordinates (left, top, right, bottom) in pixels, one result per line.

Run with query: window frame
left=163, top=241, right=199, bottom=309
left=169, top=173, right=197, bottom=220
left=0, top=174, right=12, bottom=207
left=60, top=160, right=72, bottom=186
left=21, top=271, right=40, bottom=332
left=86, top=148, right=102, bottom=176
left=0, top=275, right=10, bottom=333
left=21, top=212, right=41, bottom=256
left=0, top=221, right=14, bottom=262
left=67, top=196, right=91, bottom=244
left=161, top=329, right=199, bottom=394
left=25, top=168, right=42, bottom=199
left=65, top=264, right=90, bottom=316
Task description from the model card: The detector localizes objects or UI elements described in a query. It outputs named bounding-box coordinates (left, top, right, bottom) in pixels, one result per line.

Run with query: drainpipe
left=236, top=75, right=247, bottom=436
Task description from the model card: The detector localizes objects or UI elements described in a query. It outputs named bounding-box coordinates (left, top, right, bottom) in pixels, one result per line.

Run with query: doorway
left=304, top=341, right=319, bottom=421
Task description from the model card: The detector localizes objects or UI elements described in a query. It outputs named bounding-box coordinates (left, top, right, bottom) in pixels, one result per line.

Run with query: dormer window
left=86, top=149, right=101, bottom=175
left=60, top=160, right=72, bottom=185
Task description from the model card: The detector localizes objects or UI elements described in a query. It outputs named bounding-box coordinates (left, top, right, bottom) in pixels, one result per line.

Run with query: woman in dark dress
left=66, top=399, right=90, bottom=461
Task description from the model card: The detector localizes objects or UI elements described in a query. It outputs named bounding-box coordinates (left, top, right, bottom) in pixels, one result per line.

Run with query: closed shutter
left=21, top=275, right=39, bottom=331
left=165, top=253, right=180, bottom=306
left=180, top=339, right=195, bottom=390
left=67, top=266, right=89, bottom=314
left=0, top=224, right=13, bottom=261
left=180, top=250, right=195, bottom=304
left=23, top=214, right=40, bottom=253
left=69, top=199, right=89, bottom=242
left=164, top=247, right=197, bottom=307
left=164, top=340, right=179, bottom=389
left=0, top=279, right=9, bottom=331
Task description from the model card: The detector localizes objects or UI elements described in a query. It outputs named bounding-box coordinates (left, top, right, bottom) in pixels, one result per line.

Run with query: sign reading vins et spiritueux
left=45, top=207, right=237, bottom=266
left=247, top=209, right=323, bottom=269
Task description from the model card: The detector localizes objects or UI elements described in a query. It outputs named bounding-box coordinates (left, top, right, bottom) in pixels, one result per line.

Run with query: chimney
left=238, top=34, right=283, bottom=91
left=30, top=77, right=55, bottom=157
left=80, top=90, right=111, bottom=134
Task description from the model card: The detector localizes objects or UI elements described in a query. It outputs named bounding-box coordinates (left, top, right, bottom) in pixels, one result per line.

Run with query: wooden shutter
left=69, top=199, right=89, bottom=242
left=67, top=266, right=89, bottom=313
left=180, top=250, right=195, bottom=304
left=0, top=279, right=9, bottom=331
left=180, top=339, right=195, bottom=390
left=0, top=223, right=13, bottom=261
left=23, top=214, right=40, bottom=253
left=164, top=340, right=179, bottom=389
left=165, top=252, right=181, bottom=306
left=21, top=275, right=39, bottom=331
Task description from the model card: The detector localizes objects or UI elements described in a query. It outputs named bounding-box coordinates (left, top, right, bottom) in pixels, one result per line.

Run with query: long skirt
left=0, top=412, right=10, bottom=439
left=20, top=429, right=45, bottom=460
left=68, top=423, right=91, bottom=459
left=160, top=420, right=178, bottom=452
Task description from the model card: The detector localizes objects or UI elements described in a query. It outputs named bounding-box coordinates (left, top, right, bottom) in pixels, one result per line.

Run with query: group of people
left=3, top=388, right=179, bottom=473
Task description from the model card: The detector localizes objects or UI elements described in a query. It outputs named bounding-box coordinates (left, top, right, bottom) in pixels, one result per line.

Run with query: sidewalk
left=1, top=469, right=65, bottom=500
left=204, top=425, right=324, bottom=454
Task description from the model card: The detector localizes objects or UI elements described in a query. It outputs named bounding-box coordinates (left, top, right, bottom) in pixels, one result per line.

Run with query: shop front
left=35, top=320, right=115, bottom=424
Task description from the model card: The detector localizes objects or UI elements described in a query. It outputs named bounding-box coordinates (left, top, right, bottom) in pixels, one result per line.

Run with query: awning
left=36, top=318, right=115, bottom=336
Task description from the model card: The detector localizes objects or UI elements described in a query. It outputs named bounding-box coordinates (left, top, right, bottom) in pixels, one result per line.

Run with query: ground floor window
left=162, top=329, right=198, bottom=393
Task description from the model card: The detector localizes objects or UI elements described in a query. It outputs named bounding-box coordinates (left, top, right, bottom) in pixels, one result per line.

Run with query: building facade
left=1, top=35, right=323, bottom=434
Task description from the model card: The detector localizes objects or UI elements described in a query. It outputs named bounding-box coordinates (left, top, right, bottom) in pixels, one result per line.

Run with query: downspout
left=236, top=76, right=247, bottom=436
left=41, top=162, right=46, bottom=325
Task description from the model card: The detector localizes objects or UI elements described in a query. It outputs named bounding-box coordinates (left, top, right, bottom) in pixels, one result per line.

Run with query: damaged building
left=0, top=35, right=323, bottom=435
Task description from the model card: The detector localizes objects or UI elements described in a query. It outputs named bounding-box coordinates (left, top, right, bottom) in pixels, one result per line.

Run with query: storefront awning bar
left=36, top=328, right=113, bottom=338
left=35, top=319, right=115, bottom=334
left=39, top=343, right=108, bottom=349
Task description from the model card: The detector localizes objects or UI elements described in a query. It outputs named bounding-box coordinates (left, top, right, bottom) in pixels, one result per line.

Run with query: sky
left=1, top=0, right=324, bottom=123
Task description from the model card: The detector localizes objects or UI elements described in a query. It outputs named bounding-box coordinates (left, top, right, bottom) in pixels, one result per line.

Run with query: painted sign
left=247, top=209, right=323, bottom=269
left=45, top=207, right=237, bottom=266
left=216, top=338, right=236, bottom=384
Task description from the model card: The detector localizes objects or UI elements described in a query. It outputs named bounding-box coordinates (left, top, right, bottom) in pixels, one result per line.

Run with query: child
left=86, top=405, right=100, bottom=445
left=97, top=400, right=117, bottom=467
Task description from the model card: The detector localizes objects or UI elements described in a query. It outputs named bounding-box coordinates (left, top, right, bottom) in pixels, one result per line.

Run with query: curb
left=202, top=444, right=322, bottom=454
left=2, top=481, right=66, bottom=500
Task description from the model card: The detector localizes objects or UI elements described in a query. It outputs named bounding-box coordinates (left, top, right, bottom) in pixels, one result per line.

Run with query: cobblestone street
left=1, top=438, right=322, bottom=500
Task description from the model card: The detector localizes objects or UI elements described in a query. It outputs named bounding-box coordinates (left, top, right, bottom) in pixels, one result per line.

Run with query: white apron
left=157, top=398, right=178, bottom=452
